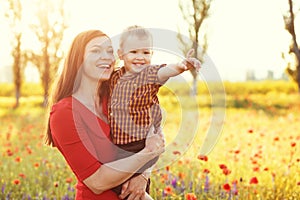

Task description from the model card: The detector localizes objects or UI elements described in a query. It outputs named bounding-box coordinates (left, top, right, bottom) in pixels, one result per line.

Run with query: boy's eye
left=144, top=51, right=151, bottom=54
left=129, top=50, right=137, bottom=54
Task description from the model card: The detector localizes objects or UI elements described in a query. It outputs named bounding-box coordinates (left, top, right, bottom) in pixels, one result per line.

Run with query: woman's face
left=83, top=36, right=115, bottom=81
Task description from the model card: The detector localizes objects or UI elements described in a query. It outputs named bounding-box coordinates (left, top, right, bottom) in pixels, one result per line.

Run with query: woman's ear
left=117, top=49, right=123, bottom=60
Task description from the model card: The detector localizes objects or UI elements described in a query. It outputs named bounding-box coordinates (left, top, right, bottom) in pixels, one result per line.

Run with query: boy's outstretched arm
left=157, top=49, right=201, bottom=83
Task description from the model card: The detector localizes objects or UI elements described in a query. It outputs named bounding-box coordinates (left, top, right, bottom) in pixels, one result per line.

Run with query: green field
left=0, top=81, right=300, bottom=199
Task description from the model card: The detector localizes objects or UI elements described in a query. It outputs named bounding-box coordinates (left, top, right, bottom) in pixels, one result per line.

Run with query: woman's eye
left=107, top=49, right=114, bottom=54
left=92, top=49, right=101, bottom=53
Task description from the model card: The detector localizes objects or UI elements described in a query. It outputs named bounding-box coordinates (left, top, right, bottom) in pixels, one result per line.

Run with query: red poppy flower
left=253, top=167, right=260, bottom=172
left=178, top=172, right=185, bottom=179
left=291, top=142, right=296, bottom=147
left=54, top=182, right=59, bottom=187
left=197, top=155, right=208, bottom=161
left=15, top=157, right=21, bottom=162
left=164, top=186, right=172, bottom=195
left=223, top=168, right=231, bottom=176
left=185, top=193, right=197, bottom=200
left=66, top=177, right=73, bottom=183
left=166, top=166, right=170, bottom=171
left=223, top=183, right=231, bottom=192
left=249, top=177, right=258, bottom=184
left=234, top=149, right=240, bottom=154
left=219, top=164, right=227, bottom=170
left=13, top=179, right=21, bottom=185
left=26, top=146, right=32, bottom=154
left=173, top=151, right=181, bottom=155
left=6, top=149, right=13, bottom=156
left=18, top=173, right=26, bottom=179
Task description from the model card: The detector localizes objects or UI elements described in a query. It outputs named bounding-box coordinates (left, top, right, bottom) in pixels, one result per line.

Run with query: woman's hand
left=119, top=175, right=148, bottom=200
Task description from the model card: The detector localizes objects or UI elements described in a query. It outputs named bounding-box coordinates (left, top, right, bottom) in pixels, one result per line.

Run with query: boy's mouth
left=132, top=62, right=145, bottom=67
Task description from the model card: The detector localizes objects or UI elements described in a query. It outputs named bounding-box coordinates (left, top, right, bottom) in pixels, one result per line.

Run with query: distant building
left=246, top=70, right=256, bottom=81
left=0, top=65, right=13, bottom=83
left=280, top=71, right=289, bottom=81
left=266, top=70, right=274, bottom=80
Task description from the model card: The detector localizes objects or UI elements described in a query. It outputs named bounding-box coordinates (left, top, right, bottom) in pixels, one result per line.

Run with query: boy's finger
left=186, top=49, right=194, bottom=58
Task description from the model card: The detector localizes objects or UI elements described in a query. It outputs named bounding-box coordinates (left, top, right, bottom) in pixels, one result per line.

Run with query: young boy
left=109, top=25, right=201, bottom=199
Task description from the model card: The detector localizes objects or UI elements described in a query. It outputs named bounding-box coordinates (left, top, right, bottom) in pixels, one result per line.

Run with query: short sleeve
left=147, top=64, right=166, bottom=85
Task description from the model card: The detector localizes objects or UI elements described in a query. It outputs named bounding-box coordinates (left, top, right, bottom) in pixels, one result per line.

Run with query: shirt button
left=110, top=112, right=113, bottom=116
left=133, top=84, right=137, bottom=88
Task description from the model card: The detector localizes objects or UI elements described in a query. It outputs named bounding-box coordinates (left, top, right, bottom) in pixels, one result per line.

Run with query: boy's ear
left=117, top=49, right=123, bottom=60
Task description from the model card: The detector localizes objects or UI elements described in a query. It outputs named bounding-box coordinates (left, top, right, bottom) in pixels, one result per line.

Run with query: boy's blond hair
left=119, top=25, right=153, bottom=50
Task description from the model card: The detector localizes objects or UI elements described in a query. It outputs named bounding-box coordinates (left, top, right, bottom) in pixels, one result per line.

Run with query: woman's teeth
left=96, top=64, right=110, bottom=68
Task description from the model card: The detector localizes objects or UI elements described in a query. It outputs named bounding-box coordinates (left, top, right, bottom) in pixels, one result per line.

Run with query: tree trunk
left=297, top=64, right=300, bottom=93
left=43, top=94, right=48, bottom=107
left=43, top=70, right=49, bottom=107
left=14, top=89, right=20, bottom=109
left=191, top=73, right=198, bottom=96
left=13, top=35, right=22, bottom=109
left=287, top=0, right=300, bottom=93
left=43, top=51, right=50, bottom=107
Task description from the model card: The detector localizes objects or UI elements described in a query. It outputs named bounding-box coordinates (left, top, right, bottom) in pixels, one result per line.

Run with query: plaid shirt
left=109, top=65, right=165, bottom=145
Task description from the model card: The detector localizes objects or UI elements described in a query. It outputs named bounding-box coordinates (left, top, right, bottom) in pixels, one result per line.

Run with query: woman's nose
left=100, top=51, right=113, bottom=60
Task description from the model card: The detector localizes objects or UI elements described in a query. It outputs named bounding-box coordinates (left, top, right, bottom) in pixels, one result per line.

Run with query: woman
left=45, top=30, right=165, bottom=200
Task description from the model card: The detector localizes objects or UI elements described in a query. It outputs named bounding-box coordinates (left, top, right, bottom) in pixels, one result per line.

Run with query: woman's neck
left=72, top=78, right=108, bottom=123
left=73, top=76, right=101, bottom=109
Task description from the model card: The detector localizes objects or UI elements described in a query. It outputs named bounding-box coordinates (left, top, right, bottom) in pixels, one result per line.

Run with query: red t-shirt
left=50, top=97, right=120, bottom=200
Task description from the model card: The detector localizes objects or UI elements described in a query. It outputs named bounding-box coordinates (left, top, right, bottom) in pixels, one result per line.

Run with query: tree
left=283, top=0, right=300, bottom=92
left=5, top=0, right=25, bottom=108
left=26, top=0, right=67, bottom=106
left=177, top=0, right=213, bottom=96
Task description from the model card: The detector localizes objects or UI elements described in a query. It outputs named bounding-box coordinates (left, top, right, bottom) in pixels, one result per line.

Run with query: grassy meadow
left=0, top=81, right=300, bottom=199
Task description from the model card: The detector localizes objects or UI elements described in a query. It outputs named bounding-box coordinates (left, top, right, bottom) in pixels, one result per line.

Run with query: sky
left=0, top=0, right=297, bottom=82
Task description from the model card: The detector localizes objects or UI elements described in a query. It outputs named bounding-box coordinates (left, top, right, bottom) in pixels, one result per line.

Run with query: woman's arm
left=50, top=101, right=165, bottom=195
left=83, top=129, right=165, bottom=194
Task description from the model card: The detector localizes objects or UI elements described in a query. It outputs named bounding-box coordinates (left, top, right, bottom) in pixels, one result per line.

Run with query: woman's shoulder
left=50, top=96, right=73, bottom=116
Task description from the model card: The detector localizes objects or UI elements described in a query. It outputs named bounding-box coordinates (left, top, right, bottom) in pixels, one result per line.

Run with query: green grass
left=0, top=81, right=300, bottom=199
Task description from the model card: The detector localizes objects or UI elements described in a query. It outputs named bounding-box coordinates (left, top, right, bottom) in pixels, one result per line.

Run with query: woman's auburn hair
left=45, top=30, right=109, bottom=146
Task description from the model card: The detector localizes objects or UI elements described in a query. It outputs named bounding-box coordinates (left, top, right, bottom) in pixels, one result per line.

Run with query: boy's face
left=118, top=35, right=153, bottom=74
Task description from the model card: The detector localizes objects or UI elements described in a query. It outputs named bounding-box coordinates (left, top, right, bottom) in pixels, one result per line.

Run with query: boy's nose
left=136, top=53, right=145, bottom=59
